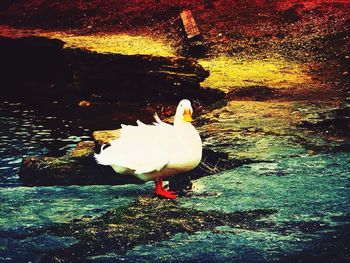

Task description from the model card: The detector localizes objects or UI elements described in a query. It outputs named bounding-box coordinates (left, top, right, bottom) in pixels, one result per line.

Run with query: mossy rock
left=39, top=196, right=277, bottom=262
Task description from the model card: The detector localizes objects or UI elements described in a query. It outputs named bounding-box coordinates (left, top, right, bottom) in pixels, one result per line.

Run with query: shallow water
left=0, top=101, right=92, bottom=187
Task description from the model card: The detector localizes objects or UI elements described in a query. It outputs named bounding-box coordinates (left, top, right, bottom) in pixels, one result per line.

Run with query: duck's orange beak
left=183, top=109, right=193, bottom=122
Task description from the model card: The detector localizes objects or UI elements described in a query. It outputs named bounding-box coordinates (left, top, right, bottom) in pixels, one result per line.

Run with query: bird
left=94, top=99, right=202, bottom=199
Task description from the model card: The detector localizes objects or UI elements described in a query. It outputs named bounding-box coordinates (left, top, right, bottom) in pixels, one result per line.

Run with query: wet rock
left=18, top=141, right=143, bottom=186
left=92, top=129, right=121, bottom=146
left=226, top=85, right=277, bottom=101
left=14, top=149, right=341, bottom=263
left=300, top=106, right=350, bottom=136
left=38, top=196, right=276, bottom=262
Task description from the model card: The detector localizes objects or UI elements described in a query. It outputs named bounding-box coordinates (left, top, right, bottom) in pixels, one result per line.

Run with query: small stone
left=78, top=100, right=91, bottom=107
left=93, top=129, right=121, bottom=145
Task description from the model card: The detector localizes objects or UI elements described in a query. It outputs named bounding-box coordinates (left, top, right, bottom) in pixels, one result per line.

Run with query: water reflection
left=0, top=101, right=91, bottom=186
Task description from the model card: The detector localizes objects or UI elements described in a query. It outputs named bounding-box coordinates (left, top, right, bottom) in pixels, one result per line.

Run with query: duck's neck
left=174, top=118, right=192, bottom=128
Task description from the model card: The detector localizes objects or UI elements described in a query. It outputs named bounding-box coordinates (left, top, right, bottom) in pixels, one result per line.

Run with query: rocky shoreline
left=1, top=1, right=350, bottom=261
left=0, top=36, right=224, bottom=105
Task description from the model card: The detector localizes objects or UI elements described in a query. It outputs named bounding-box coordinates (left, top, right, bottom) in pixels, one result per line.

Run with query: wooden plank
left=180, top=9, right=201, bottom=40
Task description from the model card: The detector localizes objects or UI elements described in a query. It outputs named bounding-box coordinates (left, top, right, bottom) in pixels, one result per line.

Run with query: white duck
left=94, top=99, right=202, bottom=199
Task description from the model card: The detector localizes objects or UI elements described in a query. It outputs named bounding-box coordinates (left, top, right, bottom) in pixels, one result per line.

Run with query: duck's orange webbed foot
left=154, top=179, right=177, bottom=199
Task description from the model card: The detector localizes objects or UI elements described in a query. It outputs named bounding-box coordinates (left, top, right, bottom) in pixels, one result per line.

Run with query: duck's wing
left=97, top=137, right=169, bottom=174
left=101, top=119, right=175, bottom=175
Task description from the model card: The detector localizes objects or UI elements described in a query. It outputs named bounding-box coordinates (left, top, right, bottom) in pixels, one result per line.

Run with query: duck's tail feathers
left=94, top=143, right=113, bottom=165
left=153, top=113, right=163, bottom=124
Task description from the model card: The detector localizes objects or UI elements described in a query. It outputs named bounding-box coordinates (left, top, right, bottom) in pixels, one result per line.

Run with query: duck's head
left=175, top=99, right=193, bottom=124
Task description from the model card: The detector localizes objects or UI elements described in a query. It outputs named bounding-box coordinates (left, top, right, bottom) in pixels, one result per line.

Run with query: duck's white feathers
left=94, top=100, right=202, bottom=181
left=96, top=120, right=171, bottom=174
